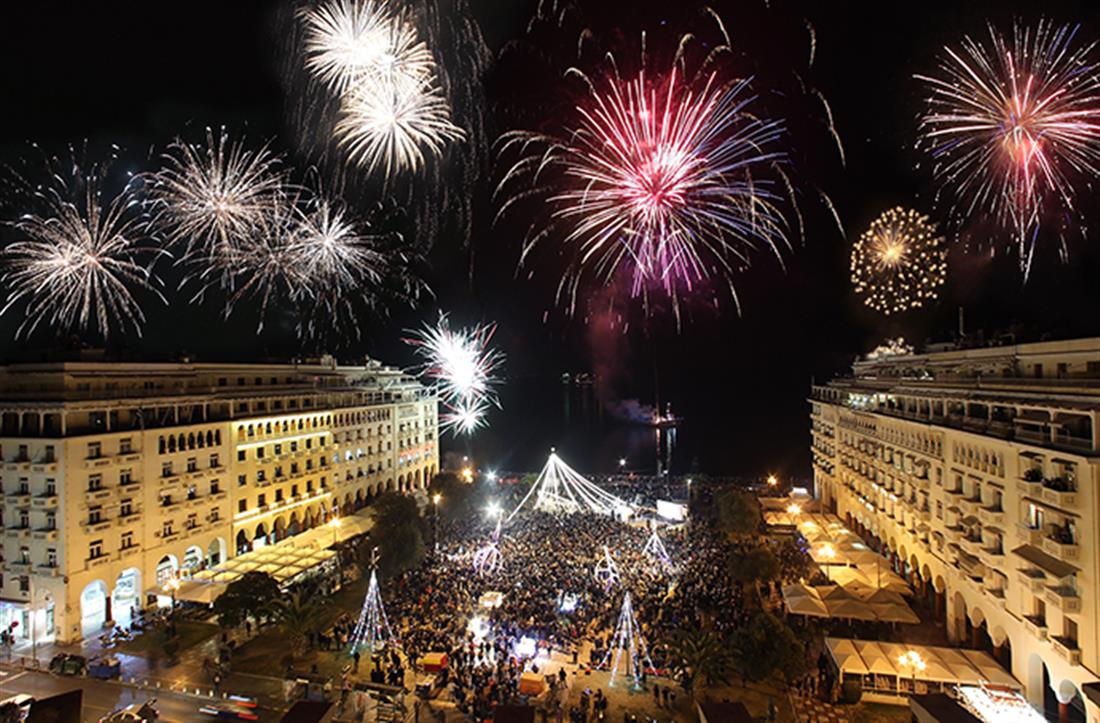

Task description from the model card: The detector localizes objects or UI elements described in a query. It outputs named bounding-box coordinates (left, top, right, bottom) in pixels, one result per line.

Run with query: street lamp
left=897, top=650, right=926, bottom=694
left=767, top=474, right=778, bottom=488
left=162, top=576, right=181, bottom=618
left=819, top=543, right=836, bottom=582
left=432, top=493, right=442, bottom=553
left=618, top=458, right=626, bottom=470
left=486, top=501, right=501, bottom=520
left=786, top=503, right=802, bottom=516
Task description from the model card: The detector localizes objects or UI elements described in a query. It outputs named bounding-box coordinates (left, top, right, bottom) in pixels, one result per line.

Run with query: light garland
left=601, top=591, right=655, bottom=689
left=348, top=568, right=396, bottom=653
left=508, top=450, right=633, bottom=522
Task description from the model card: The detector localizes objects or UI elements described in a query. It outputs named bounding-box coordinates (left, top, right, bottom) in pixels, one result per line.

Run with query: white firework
left=0, top=157, right=163, bottom=339
left=289, top=197, right=387, bottom=291
left=336, top=78, right=465, bottom=177
left=147, top=128, right=286, bottom=263
left=300, top=0, right=434, bottom=96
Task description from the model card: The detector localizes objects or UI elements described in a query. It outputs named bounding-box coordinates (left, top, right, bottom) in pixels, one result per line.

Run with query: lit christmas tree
left=349, top=562, right=395, bottom=653
left=601, top=591, right=655, bottom=688
left=594, top=545, right=620, bottom=590
left=642, top=523, right=673, bottom=573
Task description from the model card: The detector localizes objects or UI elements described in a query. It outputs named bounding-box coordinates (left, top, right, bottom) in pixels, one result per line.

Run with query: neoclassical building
left=811, top=337, right=1100, bottom=722
left=0, top=357, right=437, bottom=644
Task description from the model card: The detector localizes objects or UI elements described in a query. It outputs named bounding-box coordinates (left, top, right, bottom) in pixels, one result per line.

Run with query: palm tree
left=669, top=625, right=734, bottom=700
left=270, top=591, right=324, bottom=656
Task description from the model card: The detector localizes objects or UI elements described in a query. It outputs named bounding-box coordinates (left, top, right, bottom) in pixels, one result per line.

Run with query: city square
left=0, top=1, right=1098, bottom=722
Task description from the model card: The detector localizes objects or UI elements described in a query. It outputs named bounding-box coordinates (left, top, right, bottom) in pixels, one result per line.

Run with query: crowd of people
left=370, top=482, right=762, bottom=719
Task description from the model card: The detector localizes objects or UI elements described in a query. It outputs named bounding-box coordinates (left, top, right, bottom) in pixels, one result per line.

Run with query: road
left=0, top=669, right=282, bottom=723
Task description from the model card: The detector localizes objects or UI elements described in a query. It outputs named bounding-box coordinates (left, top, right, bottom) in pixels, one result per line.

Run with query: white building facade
left=811, top=337, right=1100, bottom=722
left=0, top=358, right=438, bottom=645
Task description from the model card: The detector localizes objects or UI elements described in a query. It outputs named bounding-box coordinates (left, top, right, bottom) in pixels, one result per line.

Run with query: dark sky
left=0, top=0, right=1098, bottom=477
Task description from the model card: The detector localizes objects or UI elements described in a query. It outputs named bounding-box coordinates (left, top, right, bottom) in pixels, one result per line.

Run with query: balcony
left=117, top=512, right=142, bottom=527
left=7, top=492, right=31, bottom=507
left=6, top=560, right=32, bottom=574
left=1040, top=481, right=1077, bottom=509
left=85, top=487, right=113, bottom=504
left=978, top=506, right=1004, bottom=526
left=87, top=554, right=112, bottom=570
left=120, top=480, right=141, bottom=494
left=1015, top=523, right=1043, bottom=545
left=84, top=455, right=114, bottom=470
left=1017, top=471, right=1044, bottom=497
left=85, top=519, right=112, bottom=534
left=1015, top=564, right=1045, bottom=590
left=32, top=529, right=59, bottom=542
left=31, top=495, right=58, bottom=510
left=1045, top=586, right=1081, bottom=614
left=1023, top=615, right=1048, bottom=640
left=1043, top=536, right=1080, bottom=562
left=35, top=564, right=60, bottom=577
left=1051, top=637, right=1082, bottom=666
left=5, top=527, right=31, bottom=540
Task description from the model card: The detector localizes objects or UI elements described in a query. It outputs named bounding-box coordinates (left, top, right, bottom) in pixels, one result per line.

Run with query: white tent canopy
left=826, top=638, right=1020, bottom=689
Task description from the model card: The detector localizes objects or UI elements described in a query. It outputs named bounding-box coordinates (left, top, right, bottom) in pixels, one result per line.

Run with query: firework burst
left=916, top=20, right=1100, bottom=276
left=406, top=314, right=504, bottom=435
left=147, top=128, right=286, bottom=272
left=0, top=152, right=164, bottom=339
left=298, top=0, right=465, bottom=179
left=496, top=60, right=789, bottom=318
left=850, top=207, right=946, bottom=315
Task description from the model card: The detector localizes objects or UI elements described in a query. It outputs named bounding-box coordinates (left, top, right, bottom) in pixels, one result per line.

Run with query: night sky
left=0, top=1, right=1098, bottom=478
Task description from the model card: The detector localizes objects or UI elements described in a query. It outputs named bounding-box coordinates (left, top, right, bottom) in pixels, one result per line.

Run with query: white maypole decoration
left=473, top=514, right=503, bottom=576
left=349, top=557, right=395, bottom=653
left=642, top=523, right=673, bottom=573
left=594, top=545, right=621, bottom=590
left=508, top=450, right=633, bottom=522
left=602, top=591, right=655, bottom=688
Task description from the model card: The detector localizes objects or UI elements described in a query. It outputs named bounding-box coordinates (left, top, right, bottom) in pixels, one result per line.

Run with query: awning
left=1011, top=544, right=1077, bottom=579
left=175, top=580, right=227, bottom=605
left=826, top=638, right=1021, bottom=690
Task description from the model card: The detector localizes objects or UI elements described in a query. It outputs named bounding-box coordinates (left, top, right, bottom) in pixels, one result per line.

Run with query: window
left=17, top=478, right=28, bottom=494
left=210, top=453, right=219, bottom=468
left=256, top=470, right=266, bottom=482
left=43, top=445, right=55, bottom=463
left=87, top=442, right=101, bottom=459
left=274, top=444, right=282, bottom=455
left=18, top=511, right=28, bottom=529
left=291, top=484, right=299, bottom=497
left=257, top=494, right=266, bottom=507
left=119, top=469, right=132, bottom=486
left=88, top=506, right=103, bottom=525
left=237, top=474, right=247, bottom=487
left=185, top=514, right=198, bottom=530
left=238, top=499, right=247, bottom=513
left=18, top=577, right=29, bottom=593
left=237, top=450, right=246, bottom=462
left=45, top=512, right=56, bottom=530
left=119, top=438, right=132, bottom=454
left=19, top=547, right=29, bottom=564
left=162, top=462, right=173, bottom=478
left=46, top=549, right=57, bottom=567
left=186, top=458, right=198, bottom=473
left=16, top=444, right=27, bottom=461
left=89, top=540, right=104, bottom=560
left=161, top=521, right=174, bottom=537
left=256, top=447, right=265, bottom=459
left=120, top=532, right=134, bottom=549
left=209, top=508, right=220, bottom=522
left=211, top=480, right=220, bottom=495
left=275, top=489, right=284, bottom=503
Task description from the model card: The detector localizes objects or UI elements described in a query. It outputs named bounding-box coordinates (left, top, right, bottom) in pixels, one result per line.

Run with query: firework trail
left=916, top=20, right=1100, bottom=277
left=405, top=313, right=504, bottom=435
left=0, top=148, right=165, bottom=340
left=850, top=206, right=947, bottom=315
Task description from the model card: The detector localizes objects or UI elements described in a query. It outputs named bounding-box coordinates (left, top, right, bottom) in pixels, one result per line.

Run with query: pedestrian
left=653, top=683, right=660, bottom=705
left=353, top=650, right=361, bottom=672
left=213, top=672, right=222, bottom=695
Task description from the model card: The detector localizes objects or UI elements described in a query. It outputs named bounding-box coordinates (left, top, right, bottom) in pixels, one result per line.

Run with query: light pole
left=897, top=650, right=925, bottom=694
left=432, top=493, right=442, bottom=554
left=819, top=543, right=836, bottom=582
left=162, top=576, right=180, bottom=620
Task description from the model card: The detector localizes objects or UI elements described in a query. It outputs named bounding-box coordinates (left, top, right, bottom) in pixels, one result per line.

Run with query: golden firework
left=851, top=207, right=946, bottom=315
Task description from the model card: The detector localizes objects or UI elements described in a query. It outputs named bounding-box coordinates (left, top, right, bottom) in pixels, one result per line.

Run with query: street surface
left=0, top=669, right=282, bottom=723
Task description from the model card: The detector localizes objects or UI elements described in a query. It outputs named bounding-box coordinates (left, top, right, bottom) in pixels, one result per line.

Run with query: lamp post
left=329, top=516, right=342, bottom=588
left=819, top=543, right=836, bottom=582
left=767, top=474, right=778, bottom=489
left=162, top=576, right=180, bottom=619
left=432, top=493, right=442, bottom=553
left=897, top=650, right=925, bottom=694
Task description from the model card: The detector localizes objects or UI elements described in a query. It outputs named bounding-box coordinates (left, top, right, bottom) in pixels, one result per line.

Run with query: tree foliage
left=728, top=546, right=780, bottom=585
left=428, top=472, right=486, bottom=524
left=669, top=625, right=734, bottom=699
left=370, top=491, right=426, bottom=578
left=716, top=488, right=762, bottom=536
left=212, top=571, right=280, bottom=628
left=270, top=590, right=325, bottom=655
left=730, top=612, right=807, bottom=685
